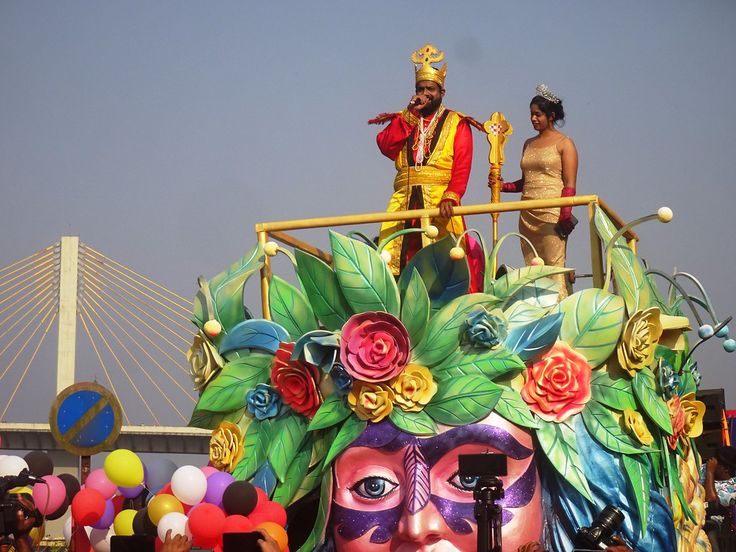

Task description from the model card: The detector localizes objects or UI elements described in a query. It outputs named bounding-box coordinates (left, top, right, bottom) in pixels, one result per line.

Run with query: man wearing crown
left=370, top=44, right=481, bottom=290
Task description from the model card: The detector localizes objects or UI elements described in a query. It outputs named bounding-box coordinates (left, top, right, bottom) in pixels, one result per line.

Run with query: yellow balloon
left=113, top=509, right=138, bottom=536
left=104, top=449, right=144, bottom=488
left=30, top=521, right=45, bottom=546
left=148, top=494, right=184, bottom=525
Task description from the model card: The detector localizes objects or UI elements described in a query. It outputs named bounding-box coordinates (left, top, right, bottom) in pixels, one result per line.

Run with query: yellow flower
left=617, top=307, right=663, bottom=376
left=680, top=393, right=705, bottom=438
left=390, top=365, right=438, bottom=412
left=187, top=330, right=224, bottom=391
left=347, top=381, right=395, bottom=422
left=622, top=409, right=654, bottom=446
left=209, top=421, right=244, bottom=473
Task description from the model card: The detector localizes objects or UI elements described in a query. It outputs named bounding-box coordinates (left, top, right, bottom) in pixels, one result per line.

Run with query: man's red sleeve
left=443, top=119, right=473, bottom=203
left=376, top=114, right=414, bottom=161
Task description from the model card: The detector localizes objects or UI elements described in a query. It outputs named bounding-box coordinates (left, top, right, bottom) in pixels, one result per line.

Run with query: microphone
left=410, top=97, right=423, bottom=106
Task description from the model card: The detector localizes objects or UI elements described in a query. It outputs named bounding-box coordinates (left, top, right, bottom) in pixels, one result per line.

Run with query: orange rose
left=667, top=395, right=686, bottom=450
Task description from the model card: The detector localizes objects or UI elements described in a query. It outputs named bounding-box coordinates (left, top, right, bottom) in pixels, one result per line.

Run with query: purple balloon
left=91, top=498, right=115, bottom=529
left=203, top=471, right=235, bottom=507
left=118, top=484, right=144, bottom=499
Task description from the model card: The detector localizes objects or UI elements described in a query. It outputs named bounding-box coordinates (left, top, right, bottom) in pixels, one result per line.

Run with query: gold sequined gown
left=519, top=141, right=572, bottom=299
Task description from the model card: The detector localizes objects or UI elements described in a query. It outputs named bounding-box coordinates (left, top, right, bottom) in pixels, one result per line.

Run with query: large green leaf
left=268, top=275, right=318, bottom=340
left=536, top=420, right=594, bottom=503
left=590, top=370, right=637, bottom=411
left=494, top=385, right=539, bottom=429
left=556, top=288, right=625, bottom=367
left=593, top=206, right=655, bottom=313
left=330, top=231, right=400, bottom=316
left=321, top=416, right=367, bottom=471
left=433, top=347, right=525, bottom=381
left=401, top=269, right=431, bottom=345
left=581, top=400, right=648, bottom=454
left=491, top=265, right=572, bottom=307
left=389, top=408, right=438, bottom=436
left=504, top=301, right=548, bottom=329
left=632, top=368, right=673, bottom=434
left=196, top=353, right=272, bottom=413
left=424, top=375, right=501, bottom=426
left=232, top=418, right=274, bottom=481
left=208, top=245, right=265, bottom=332
left=268, top=415, right=308, bottom=482
left=297, top=470, right=332, bottom=552
left=664, top=439, right=695, bottom=524
left=272, top=436, right=313, bottom=506
left=310, top=425, right=338, bottom=469
left=412, top=293, right=500, bottom=366
left=622, top=454, right=650, bottom=537
left=506, top=276, right=560, bottom=309
left=398, top=235, right=470, bottom=314
left=308, top=395, right=352, bottom=431
left=292, top=465, right=324, bottom=503
left=294, top=249, right=352, bottom=331
left=187, top=408, right=242, bottom=430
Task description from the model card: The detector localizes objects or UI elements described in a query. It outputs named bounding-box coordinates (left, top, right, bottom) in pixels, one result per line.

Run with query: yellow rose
left=622, top=409, right=654, bottom=446
left=347, top=381, right=395, bottom=422
left=680, top=393, right=705, bottom=438
left=390, top=365, right=438, bottom=412
left=188, top=330, right=224, bottom=391
left=617, top=307, right=663, bottom=376
left=209, top=421, right=244, bottom=473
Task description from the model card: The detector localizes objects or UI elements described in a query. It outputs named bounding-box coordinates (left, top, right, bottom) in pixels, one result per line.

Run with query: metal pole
left=57, top=236, right=79, bottom=394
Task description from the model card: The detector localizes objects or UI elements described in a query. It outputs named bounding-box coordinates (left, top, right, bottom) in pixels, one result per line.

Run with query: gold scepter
left=483, top=112, right=513, bottom=260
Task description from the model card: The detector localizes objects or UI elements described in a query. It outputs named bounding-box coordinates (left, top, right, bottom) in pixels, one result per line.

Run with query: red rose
left=340, top=312, right=410, bottom=383
left=521, top=341, right=592, bottom=423
left=271, top=342, right=322, bottom=418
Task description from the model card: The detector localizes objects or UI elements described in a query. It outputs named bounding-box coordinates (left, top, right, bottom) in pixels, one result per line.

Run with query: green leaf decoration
left=581, top=400, right=648, bottom=454
left=268, top=275, right=319, bottom=340
left=272, top=436, right=313, bottom=506
left=310, top=425, right=338, bottom=469
left=433, top=347, right=525, bottom=381
left=494, top=384, right=539, bottom=429
left=590, top=370, right=637, bottom=411
left=632, top=368, right=673, bottom=434
left=491, top=265, right=572, bottom=307
left=504, top=312, right=563, bottom=362
left=649, top=448, right=665, bottom=489
left=308, top=395, right=352, bottom=431
left=389, top=408, right=438, bottom=436
left=536, top=420, right=594, bottom=503
left=622, top=454, right=650, bottom=537
left=292, top=465, right=324, bottom=503
left=209, top=245, right=265, bottom=332
left=197, top=353, right=272, bottom=413
left=321, top=416, right=367, bottom=472
left=294, top=249, right=352, bottom=331
left=398, top=235, right=470, bottom=314
left=232, top=418, right=274, bottom=481
left=297, top=470, right=332, bottom=552
left=330, top=231, right=400, bottom=316
left=506, top=276, right=560, bottom=309
left=555, top=288, right=625, bottom=367
left=412, top=293, right=500, bottom=367
left=593, top=206, right=655, bottom=313
left=401, top=269, right=431, bottom=345
left=504, top=301, right=548, bottom=329
left=664, top=440, right=696, bottom=524
left=268, top=415, right=308, bottom=483
left=424, top=375, right=502, bottom=426
left=187, top=408, right=242, bottom=430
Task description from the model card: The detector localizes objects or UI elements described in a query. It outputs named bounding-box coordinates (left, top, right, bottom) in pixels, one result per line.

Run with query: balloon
left=24, top=451, right=54, bottom=477
left=86, top=469, right=117, bottom=499
left=171, top=465, right=207, bottom=505
left=32, top=474, right=67, bottom=515
left=113, top=509, right=137, bottom=536
left=145, top=458, right=177, bottom=492
left=132, top=507, right=157, bottom=536
left=46, top=495, right=69, bottom=521
left=222, top=514, right=254, bottom=534
left=222, top=481, right=258, bottom=516
left=249, top=500, right=287, bottom=527
left=91, top=498, right=116, bottom=529
left=118, top=484, right=145, bottom=499
left=59, top=473, right=81, bottom=501
left=72, top=488, right=107, bottom=525
left=0, top=455, right=29, bottom=477
left=64, top=517, right=92, bottom=546
left=89, top=526, right=115, bottom=552
left=187, top=503, right=225, bottom=545
left=204, top=471, right=234, bottom=507
left=104, top=449, right=144, bottom=488
left=157, top=512, right=190, bottom=541
left=201, top=466, right=218, bottom=478
left=256, top=522, right=288, bottom=552
left=148, top=494, right=184, bottom=525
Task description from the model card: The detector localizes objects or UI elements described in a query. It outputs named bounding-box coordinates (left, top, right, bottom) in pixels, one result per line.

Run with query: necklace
left=413, top=105, right=445, bottom=170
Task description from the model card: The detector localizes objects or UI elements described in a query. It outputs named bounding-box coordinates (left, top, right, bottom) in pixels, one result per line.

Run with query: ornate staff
left=483, top=112, right=513, bottom=247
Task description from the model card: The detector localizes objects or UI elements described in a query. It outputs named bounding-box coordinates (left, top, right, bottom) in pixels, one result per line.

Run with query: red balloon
left=187, top=503, right=225, bottom=543
left=223, top=514, right=254, bottom=534
left=254, top=486, right=268, bottom=507
left=157, top=483, right=173, bottom=496
left=112, top=495, right=125, bottom=515
left=71, top=488, right=107, bottom=525
left=249, top=500, right=287, bottom=527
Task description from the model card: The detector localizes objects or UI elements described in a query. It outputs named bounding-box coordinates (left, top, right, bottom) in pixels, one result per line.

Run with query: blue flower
left=660, top=362, right=680, bottom=399
left=464, top=306, right=508, bottom=349
left=330, top=363, right=353, bottom=397
left=246, top=383, right=282, bottom=420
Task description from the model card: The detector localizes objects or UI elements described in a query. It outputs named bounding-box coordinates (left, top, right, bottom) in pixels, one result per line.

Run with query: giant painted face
left=331, top=412, right=542, bottom=551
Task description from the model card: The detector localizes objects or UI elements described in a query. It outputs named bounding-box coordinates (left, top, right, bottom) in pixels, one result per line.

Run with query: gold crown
left=411, top=43, right=447, bottom=87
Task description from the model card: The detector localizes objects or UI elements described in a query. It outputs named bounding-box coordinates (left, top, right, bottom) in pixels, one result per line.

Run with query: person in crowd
left=702, top=445, right=736, bottom=551
left=159, top=528, right=280, bottom=552
left=0, top=494, right=38, bottom=552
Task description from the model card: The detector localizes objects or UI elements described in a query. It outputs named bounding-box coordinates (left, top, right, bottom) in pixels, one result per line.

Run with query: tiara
left=536, top=83, right=561, bottom=104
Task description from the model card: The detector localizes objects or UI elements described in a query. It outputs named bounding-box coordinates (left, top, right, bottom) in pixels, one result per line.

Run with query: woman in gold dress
left=500, top=84, right=578, bottom=299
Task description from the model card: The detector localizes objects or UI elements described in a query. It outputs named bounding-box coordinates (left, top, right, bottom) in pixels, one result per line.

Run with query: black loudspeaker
left=110, top=536, right=155, bottom=552
left=695, top=429, right=725, bottom=461
left=697, top=388, right=726, bottom=430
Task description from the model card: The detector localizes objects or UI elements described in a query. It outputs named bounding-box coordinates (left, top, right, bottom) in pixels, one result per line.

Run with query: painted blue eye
left=351, top=477, right=398, bottom=499
left=448, top=471, right=480, bottom=491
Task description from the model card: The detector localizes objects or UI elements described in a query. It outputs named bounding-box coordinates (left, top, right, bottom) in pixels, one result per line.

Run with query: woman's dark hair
left=531, top=95, right=565, bottom=126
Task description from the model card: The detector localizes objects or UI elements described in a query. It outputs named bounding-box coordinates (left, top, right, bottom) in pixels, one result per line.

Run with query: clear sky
left=1, top=0, right=735, bottom=421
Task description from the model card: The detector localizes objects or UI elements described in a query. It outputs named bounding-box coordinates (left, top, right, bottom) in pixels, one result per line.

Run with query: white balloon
left=157, top=512, right=191, bottom=541
left=89, top=526, right=115, bottom=552
left=0, top=455, right=29, bottom=477
left=171, top=465, right=207, bottom=505
left=63, top=516, right=73, bottom=543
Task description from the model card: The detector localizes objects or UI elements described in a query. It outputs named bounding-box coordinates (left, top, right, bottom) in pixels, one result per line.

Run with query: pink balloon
left=85, top=469, right=117, bottom=499
left=32, top=474, right=67, bottom=515
left=200, top=466, right=218, bottom=478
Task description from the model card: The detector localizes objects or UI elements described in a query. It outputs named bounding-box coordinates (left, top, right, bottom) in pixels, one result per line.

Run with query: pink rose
left=340, top=312, right=410, bottom=383
left=521, top=341, right=592, bottom=423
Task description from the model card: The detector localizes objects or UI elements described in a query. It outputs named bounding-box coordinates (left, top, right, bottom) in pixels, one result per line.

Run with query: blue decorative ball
left=698, top=324, right=714, bottom=339
left=716, top=325, right=730, bottom=339
left=723, top=339, right=736, bottom=353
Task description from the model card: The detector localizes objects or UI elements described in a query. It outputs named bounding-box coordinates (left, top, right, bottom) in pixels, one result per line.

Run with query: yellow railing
left=254, top=195, right=638, bottom=318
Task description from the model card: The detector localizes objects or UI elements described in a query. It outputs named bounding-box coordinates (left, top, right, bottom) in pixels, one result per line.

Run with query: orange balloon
left=148, top=494, right=184, bottom=525
left=256, top=521, right=288, bottom=552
